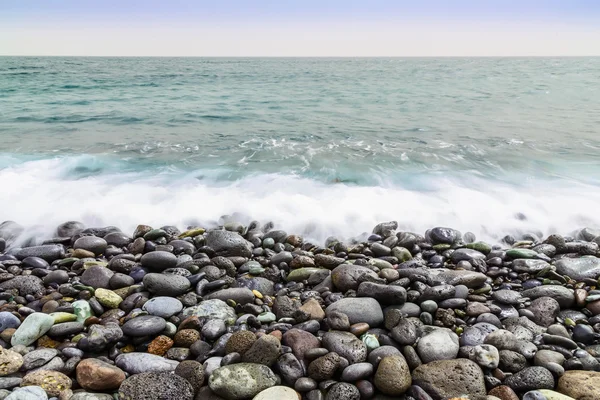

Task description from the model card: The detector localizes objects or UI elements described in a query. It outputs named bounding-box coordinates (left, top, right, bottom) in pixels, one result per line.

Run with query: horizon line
left=2, top=55, right=600, bottom=58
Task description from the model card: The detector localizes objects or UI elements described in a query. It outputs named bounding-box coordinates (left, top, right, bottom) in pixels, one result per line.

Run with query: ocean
left=1, top=57, right=599, bottom=244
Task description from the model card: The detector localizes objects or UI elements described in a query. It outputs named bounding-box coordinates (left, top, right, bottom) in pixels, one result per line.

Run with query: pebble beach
left=0, top=220, right=599, bottom=400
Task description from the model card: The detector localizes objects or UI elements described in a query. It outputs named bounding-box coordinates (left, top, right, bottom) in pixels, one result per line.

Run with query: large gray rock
left=181, top=299, right=237, bottom=325
left=555, top=257, right=600, bottom=281
left=80, top=265, right=114, bottom=289
left=141, top=251, right=178, bottom=271
left=417, top=328, right=460, bottom=363
left=325, top=297, right=384, bottom=327
left=115, top=353, right=179, bottom=374
left=74, top=236, right=108, bottom=256
left=205, top=230, right=253, bottom=258
left=322, top=331, right=367, bottom=364
left=15, top=245, right=65, bottom=262
left=208, top=363, right=277, bottom=400
left=522, top=285, right=574, bottom=309
left=143, top=273, right=190, bottom=296
left=0, top=276, right=45, bottom=297
left=331, top=264, right=378, bottom=292
left=396, top=268, right=487, bottom=288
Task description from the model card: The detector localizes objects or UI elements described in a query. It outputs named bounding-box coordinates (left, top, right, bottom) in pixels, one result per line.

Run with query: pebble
left=208, top=363, right=277, bottom=400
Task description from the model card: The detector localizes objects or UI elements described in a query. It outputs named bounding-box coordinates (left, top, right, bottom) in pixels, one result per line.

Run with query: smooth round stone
left=21, top=257, right=49, bottom=270
left=202, top=319, right=227, bottom=341
left=420, top=300, right=438, bottom=314
left=143, top=297, right=184, bottom=318
left=115, top=353, right=179, bottom=374
left=143, top=273, right=191, bottom=296
left=255, top=386, right=301, bottom=400
left=325, top=297, right=384, bottom=327
left=141, top=251, right=178, bottom=271
left=0, top=312, right=21, bottom=331
left=47, top=321, right=84, bottom=337
left=417, top=328, right=459, bottom=363
left=373, top=355, right=411, bottom=396
left=367, top=346, right=402, bottom=369
left=257, top=312, right=276, bottom=323
left=5, top=386, right=49, bottom=400
left=11, top=313, right=55, bottom=347
left=80, top=265, right=114, bottom=289
left=74, top=236, right=108, bottom=256
left=204, top=288, right=255, bottom=305
left=341, top=362, right=373, bottom=382
left=122, top=315, right=166, bottom=337
left=94, top=288, right=123, bottom=308
left=295, top=377, right=318, bottom=392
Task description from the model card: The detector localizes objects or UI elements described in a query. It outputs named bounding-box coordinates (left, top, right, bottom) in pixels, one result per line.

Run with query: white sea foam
left=1, top=155, right=600, bottom=247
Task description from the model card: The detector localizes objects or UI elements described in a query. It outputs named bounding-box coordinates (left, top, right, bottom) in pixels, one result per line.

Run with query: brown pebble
left=349, top=323, right=370, bottom=336
left=148, top=335, right=174, bottom=356
left=488, top=385, right=519, bottom=400
left=178, top=315, right=202, bottom=331
left=0, top=328, right=15, bottom=343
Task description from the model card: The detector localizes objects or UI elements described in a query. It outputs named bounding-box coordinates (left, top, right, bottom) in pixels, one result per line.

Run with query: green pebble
left=50, top=312, right=78, bottom=324
left=286, top=267, right=323, bottom=282
left=257, top=312, right=276, bottom=323
left=433, top=244, right=452, bottom=251
left=466, top=241, right=492, bottom=254
left=178, top=228, right=205, bottom=238
left=72, top=300, right=93, bottom=323
left=94, top=288, right=123, bottom=308
left=506, top=248, right=538, bottom=259
left=361, top=333, right=380, bottom=351
left=144, top=228, right=167, bottom=240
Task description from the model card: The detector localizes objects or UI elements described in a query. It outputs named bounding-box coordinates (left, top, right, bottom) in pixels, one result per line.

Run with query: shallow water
left=1, top=57, right=599, bottom=243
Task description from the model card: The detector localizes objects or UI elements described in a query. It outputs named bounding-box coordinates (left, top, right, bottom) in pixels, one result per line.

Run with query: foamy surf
left=1, top=155, right=599, bottom=246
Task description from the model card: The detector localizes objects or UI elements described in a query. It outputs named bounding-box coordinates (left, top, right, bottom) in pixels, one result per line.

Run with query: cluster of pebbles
left=0, top=220, right=600, bottom=400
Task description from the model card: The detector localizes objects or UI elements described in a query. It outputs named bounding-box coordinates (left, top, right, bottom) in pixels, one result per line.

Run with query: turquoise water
left=1, top=57, right=600, bottom=242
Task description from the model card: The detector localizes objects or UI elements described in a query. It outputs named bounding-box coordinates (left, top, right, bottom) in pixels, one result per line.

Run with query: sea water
left=1, top=57, right=599, bottom=244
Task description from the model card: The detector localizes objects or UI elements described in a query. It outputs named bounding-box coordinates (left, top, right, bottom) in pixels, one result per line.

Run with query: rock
left=118, top=371, right=193, bottom=400
left=536, top=390, right=576, bottom=400
left=526, top=297, right=560, bottom=327
left=412, top=359, right=486, bottom=399
left=429, top=227, right=461, bottom=244
left=70, top=393, right=114, bottom=400
left=277, top=353, right=304, bottom=386
left=555, top=257, right=600, bottom=281
left=468, top=344, right=500, bottom=369
left=21, top=349, right=58, bottom=370
left=75, top=358, right=125, bottom=391
left=205, top=230, right=253, bottom=258
left=283, top=329, right=321, bottom=361
left=208, top=363, right=277, bottom=400
left=242, top=335, right=281, bottom=366
left=322, top=331, right=367, bottom=364
left=298, top=298, right=325, bottom=321
left=181, top=300, right=237, bottom=325
left=417, top=328, right=459, bottom=363
left=20, top=370, right=71, bottom=397
left=11, top=313, right=55, bottom=347
left=80, top=265, right=114, bottom=289
left=512, top=259, right=550, bottom=274
left=488, top=386, right=519, bottom=400
left=77, top=322, right=123, bottom=352
left=143, top=296, right=184, bottom=318
left=204, top=288, right=255, bottom=305
left=73, top=236, right=107, bottom=256
left=175, top=360, right=205, bottom=393
left=5, top=386, right=48, bottom=400
left=505, top=366, right=554, bottom=392
left=15, top=245, right=64, bottom=263
left=325, top=298, right=383, bottom=327
left=0, top=312, right=21, bottom=332
left=522, top=285, right=575, bottom=309
left=451, top=248, right=486, bottom=263
left=341, top=362, right=373, bottom=382
left=94, top=288, right=123, bottom=308
left=325, top=382, right=360, bottom=400
left=557, top=370, right=600, bottom=400
left=253, top=386, right=301, bottom=400
left=122, top=315, right=167, bottom=337
left=397, top=268, right=487, bottom=288
left=308, top=352, right=340, bottom=381
left=141, top=251, right=178, bottom=271
left=331, top=264, right=378, bottom=292
left=0, top=276, right=45, bottom=297
left=286, top=268, right=324, bottom=282
left=115, top=352, right=179, bottom=374
left=357, top=282, right=406, bottom=305
left=373, top=355, right=411, bottom=395
left=143, top=273, right=191, bottom=296
left=0, top=349, right=23, bottom=376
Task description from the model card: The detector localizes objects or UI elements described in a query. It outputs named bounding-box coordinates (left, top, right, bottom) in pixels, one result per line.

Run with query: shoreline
left=0, top=220, right=599, bottom=399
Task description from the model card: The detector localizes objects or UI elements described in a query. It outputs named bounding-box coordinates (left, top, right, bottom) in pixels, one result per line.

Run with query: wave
left=1, top=154, right=599, bottom=246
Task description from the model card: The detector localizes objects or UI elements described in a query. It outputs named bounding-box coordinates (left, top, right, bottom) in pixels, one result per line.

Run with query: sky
left=1, top=0, right=600, bottom=56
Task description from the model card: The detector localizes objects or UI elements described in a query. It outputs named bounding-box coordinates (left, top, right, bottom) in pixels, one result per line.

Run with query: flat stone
left=325, top=298, right=383, bottom=327
left=555, top=257, right=600, bottom=281
left=412, top=359, right=486, bottom=399
left=76, top=358, right=126, bottom=391
left=181, top=299, right=237, bottom=325
left=143, top=297, right=184, bottom=318
left=557, top=370, right=600, bottom=400
left=115, top=352, right=179, bottom=374
left=11, top=313, right=55, bottom=347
